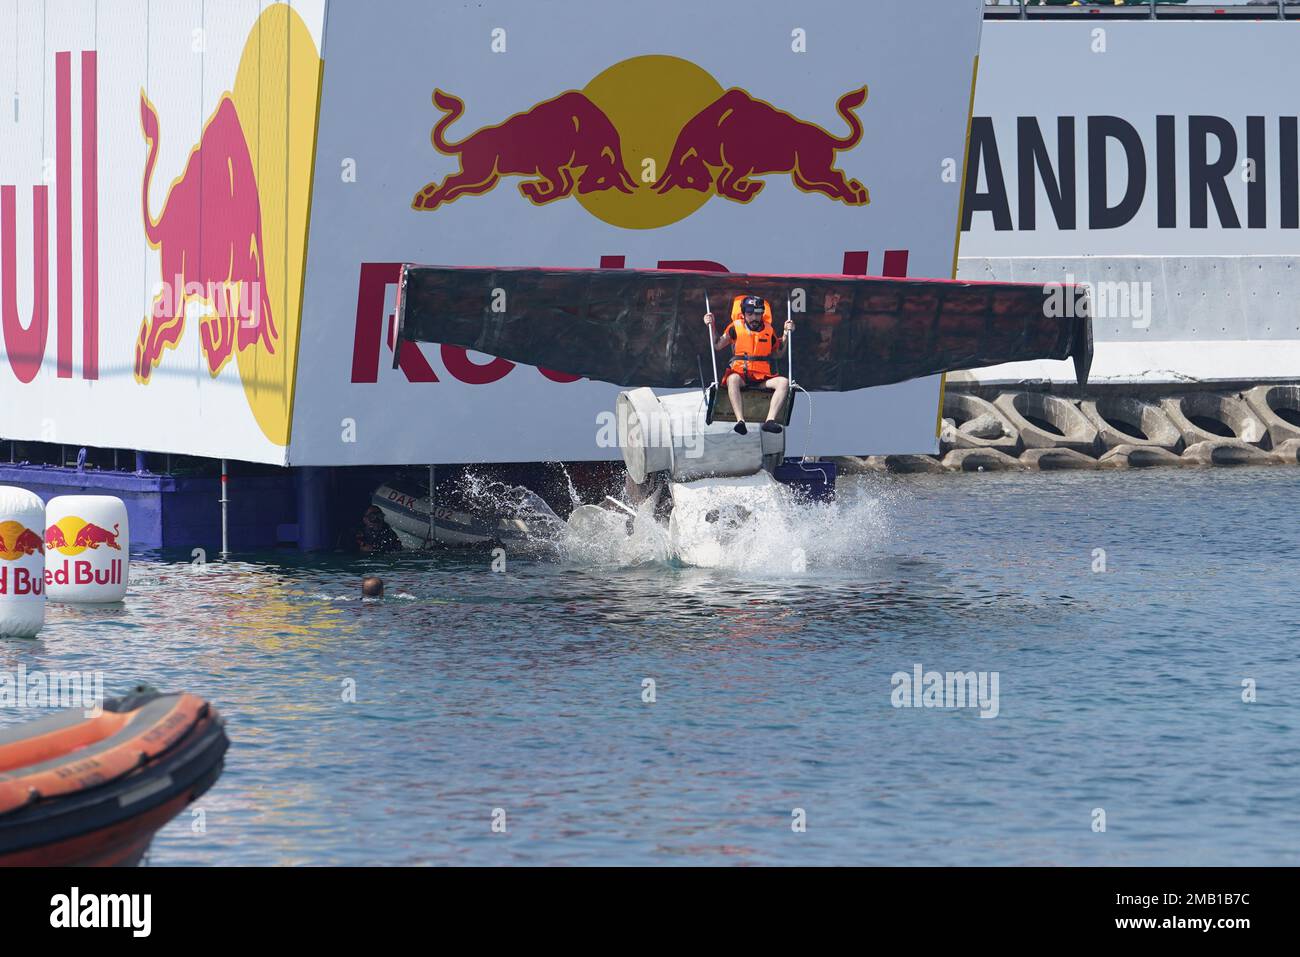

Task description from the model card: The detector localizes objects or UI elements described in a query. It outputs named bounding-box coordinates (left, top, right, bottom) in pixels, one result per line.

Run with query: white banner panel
left=287, top=0, right=985, bottom=465
left=0, top=1, right=326, bottom=465
left=963, top=21, right=1300, bottom=257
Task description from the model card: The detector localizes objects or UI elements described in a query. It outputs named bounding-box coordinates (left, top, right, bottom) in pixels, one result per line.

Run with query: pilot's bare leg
left=726, top=373, right=746, bottom=421
left=726, top=373, right=751, bottom=434
left=764, top=376, right=789, bottom=422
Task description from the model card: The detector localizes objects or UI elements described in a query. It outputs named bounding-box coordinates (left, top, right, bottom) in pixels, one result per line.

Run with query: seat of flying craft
left=707, top=385, right=795, bottom=426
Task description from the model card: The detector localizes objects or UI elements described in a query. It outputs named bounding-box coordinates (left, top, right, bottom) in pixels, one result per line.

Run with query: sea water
left=1, top=467, right=1296, bottom=865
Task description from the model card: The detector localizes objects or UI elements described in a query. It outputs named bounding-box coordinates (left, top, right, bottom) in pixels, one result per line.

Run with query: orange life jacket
left=728, top=296, right=779, bottom=378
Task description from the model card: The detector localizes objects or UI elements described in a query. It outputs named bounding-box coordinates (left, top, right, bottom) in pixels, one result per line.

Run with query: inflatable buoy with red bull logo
left=0, top=486, right=46, bottom=638
left=43, top=496, right=129, bottom=603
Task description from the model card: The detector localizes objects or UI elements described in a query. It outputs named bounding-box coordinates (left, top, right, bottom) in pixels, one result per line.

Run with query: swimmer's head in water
left=362, top=575, right=384, bottom=598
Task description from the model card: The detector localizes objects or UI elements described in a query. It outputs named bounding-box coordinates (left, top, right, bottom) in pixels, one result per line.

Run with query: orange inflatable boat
left=0, top=687, right=228, bottom=866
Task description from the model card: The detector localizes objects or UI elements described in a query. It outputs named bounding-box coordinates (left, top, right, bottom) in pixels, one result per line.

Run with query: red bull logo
left=0, top=520, right=44, bottom=597
left=410, top=55, right=870, bottom=228
left=43, top=516, right=124, bottom=588
left=45, top=518, right=122, bottom=553
left=132, top=4, right=321, bottom=448
left=653, top=87, right=868, bottom=205
left=0, top=521, right=45, bottom=560
left=412, top=90, right=637, bottom=210
left=135, top=93, right=276, bottom=383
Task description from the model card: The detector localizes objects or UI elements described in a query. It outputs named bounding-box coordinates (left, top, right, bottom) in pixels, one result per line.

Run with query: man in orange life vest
left=704, top=294, right=795, bottom=435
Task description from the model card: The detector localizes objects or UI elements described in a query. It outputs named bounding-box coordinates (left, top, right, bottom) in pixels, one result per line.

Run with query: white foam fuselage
left=616, top=387, right=786, bottom=483
left=567, top=387, right=795, bottom=567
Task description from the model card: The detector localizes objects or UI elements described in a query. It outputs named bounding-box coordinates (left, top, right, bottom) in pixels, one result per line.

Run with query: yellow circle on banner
left=578, top=55, right=723, bottom=230
left=229, top=5, right=321, bottom=446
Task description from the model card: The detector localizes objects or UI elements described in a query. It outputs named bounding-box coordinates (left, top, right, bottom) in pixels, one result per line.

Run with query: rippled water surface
left=3, top=467, right=1297, bottom=865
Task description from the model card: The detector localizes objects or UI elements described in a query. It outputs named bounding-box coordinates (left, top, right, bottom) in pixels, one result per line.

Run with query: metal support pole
left=704, top=291, right=719, bottom=388
left=786, top=298, right=794, bottom=384
left=220, top=459, right=230, bottom=559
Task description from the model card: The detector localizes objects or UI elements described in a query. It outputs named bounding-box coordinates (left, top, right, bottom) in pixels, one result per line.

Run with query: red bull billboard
left=0, top=2, right=323, bottom=465
left=2, top=0, right=988, bottom=465
left=289, top=0, right=987, bottom=463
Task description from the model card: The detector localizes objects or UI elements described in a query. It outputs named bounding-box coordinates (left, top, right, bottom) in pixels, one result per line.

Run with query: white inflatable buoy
left=43, top=495, right=129, bottom=603
left=0, top=486, right=47, bottom=637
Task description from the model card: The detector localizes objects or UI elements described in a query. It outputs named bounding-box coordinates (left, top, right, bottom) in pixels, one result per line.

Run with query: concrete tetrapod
left=1097, top=444, right=1186, bottom=469
left=863, top=455, right=947, bottom=474
left=1242, top=385, right=1300, bottom=447
left=993, top=392, right=1099, bottom=454
left=1020, top=448, right=1099, bottom=470
left=939, top=392, right=1021, bottom=453
left=1079, top=396, right=1182, bottom=452
left=827, top=456, right=880, bottom=474
left=1160, top=394, right=1269, bottom=449
left=1271, top=438, right=1300, bottom=465
left=1180, top=440, right=1276, bottom=466
left=941, top=448, right=1024, bottom=472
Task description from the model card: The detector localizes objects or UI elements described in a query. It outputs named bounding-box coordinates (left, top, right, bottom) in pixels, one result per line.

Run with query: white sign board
left=287, top=0, right=985, bottom=465
left=963, top=21, right=1300, bottom=257
left=0, top=0, right=326, bottom=465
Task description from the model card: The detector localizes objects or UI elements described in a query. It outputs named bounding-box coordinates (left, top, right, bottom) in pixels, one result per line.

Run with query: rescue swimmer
left=703, top=294, right=795, bottom=435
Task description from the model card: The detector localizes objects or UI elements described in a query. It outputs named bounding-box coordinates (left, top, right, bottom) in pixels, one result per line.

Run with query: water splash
left=456, top=472, right=568, bottom=554
left=561, top=497, right=673, bottom=566
left=452, top=467, right=895, bottom=572
left=663, top=473, right=895, bottom=573
left=564, top=478, right=893, bottom=572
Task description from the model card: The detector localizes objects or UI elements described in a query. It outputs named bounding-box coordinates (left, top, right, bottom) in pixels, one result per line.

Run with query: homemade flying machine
left=391, top=264, right=1092, bottom=557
